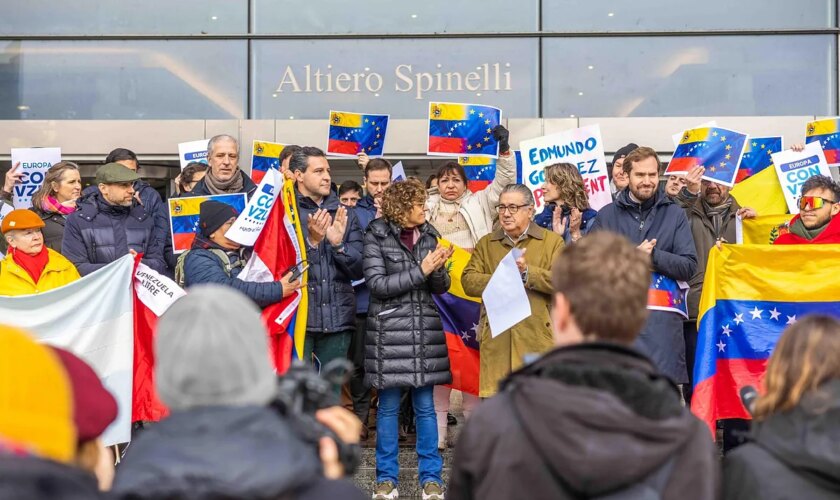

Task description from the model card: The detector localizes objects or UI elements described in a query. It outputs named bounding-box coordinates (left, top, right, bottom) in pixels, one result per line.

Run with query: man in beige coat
left=462, top=184, right=564, bottom=397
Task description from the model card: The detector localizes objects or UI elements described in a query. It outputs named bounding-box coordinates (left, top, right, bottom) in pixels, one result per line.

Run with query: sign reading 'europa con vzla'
left=274, top=63, right=513, bottom=99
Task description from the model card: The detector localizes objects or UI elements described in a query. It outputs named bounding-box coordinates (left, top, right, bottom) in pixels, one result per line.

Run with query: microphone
left=740, top=386, right=759, bottom=416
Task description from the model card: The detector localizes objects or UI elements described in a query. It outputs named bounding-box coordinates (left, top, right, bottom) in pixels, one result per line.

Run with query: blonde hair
left=754, top=315, right=840, bottom=420
left=30, top=161, right=80, bottom=210
left=381, top=179, right=427, bottom=228
left=544, top=163, right=590, bottom=211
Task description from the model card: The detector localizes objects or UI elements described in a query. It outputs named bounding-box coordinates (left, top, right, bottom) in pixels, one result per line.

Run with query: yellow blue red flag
left=428, top=102, right=501, bottom=157
left=691, top=244, right=840, bottom=434
left=667, top=127, right=748, bottom=186
left=251, top=141, right=285, bottom=184
left=806, top=118, right=840, bottom=165
left=327, top=111, right=389, bottom=157
left=736, top=136, right=782, bottom=183
left=730, top=166, right=788, bottom=216
left=168, top=194, right=247, bottom=253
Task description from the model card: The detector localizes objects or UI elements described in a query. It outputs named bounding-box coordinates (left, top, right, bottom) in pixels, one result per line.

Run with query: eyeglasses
left=495, top=204, right=531, bottom=214
left=799, top=196, right=836, bottom=211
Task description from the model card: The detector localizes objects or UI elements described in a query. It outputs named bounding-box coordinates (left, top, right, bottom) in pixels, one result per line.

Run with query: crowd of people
left=1, top=125, right=839, bottom=500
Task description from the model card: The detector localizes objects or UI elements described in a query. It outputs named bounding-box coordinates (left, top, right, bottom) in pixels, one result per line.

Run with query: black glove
left=492, top=125, right=510, bottom=154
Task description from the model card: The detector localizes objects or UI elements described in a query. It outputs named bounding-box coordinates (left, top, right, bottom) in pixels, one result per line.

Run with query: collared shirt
left=490, top=222, right=545, bottom=248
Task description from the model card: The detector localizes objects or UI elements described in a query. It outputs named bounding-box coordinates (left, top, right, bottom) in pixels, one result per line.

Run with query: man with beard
left=774, top=175, right=840, bottom=245
left=186, top=135, right=257, bottom=199
left=590, top=147, right=697, bottom=388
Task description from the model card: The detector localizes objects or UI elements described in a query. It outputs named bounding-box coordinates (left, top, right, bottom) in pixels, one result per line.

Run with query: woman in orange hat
left=0, top=209, right=80, bottom=296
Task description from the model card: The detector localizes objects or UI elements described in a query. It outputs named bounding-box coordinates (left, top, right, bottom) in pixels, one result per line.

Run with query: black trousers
left=349, top=314, right=372, bottom=426
left=683, top=320, right=699, bottom=404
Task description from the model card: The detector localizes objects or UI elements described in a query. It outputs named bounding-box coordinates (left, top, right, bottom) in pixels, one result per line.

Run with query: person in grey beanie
left=112, top=285, right=366, bottom=500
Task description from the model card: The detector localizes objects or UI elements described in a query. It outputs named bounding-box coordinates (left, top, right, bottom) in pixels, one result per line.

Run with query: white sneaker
left=422, top=481, right=445, bottom=500
left=372, top=481, right=399, bottom=499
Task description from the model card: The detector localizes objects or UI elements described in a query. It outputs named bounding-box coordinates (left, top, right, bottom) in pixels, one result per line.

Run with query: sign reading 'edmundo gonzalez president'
left=519, top=125, right=612, bottom=213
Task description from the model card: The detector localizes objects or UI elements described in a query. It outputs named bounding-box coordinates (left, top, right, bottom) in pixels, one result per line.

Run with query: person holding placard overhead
left=426, top=125, right=514, bottom=449
left=462, top=184, right=564, bottom=398
left=590, top=146, right=697, bottom=388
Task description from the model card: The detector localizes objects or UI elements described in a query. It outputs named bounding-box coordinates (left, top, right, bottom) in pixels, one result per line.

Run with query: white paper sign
left=771, top=142, right=832, bottom=214
left=10, top=147, right=62, bottom=207
left=519, top=125, right=611, bottom=213
left=391, top=161, right=407, bottom=181
left=225, top=168, right=283, bottom=246
left=481, top=248, right=531, bottom=337
left=134, top=263, right=186, bottom=317
left=178, top=139, right=210, bottom=170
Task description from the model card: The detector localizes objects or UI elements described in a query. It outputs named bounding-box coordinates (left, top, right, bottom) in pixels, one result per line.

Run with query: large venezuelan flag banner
left=168, top=194, right=247, bottom=253
left=691, top=244, right=840, bottom=435
left=730, top=166, right=788, bottom=216
left=432, top=240, right=480, bottom=396
left=735, top=214, right=792, bottom=244
left=427, top=102, right=501, bottom=158
left=806, top=118, right=840, bottom=166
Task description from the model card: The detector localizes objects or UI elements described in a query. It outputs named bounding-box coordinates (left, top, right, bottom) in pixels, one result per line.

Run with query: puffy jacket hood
left=752, top=379, right=840, bottom=492
left=113, top=405, right=322, bottom=499
left=0, top=454, right=99, bottom=499
left=502, top=343, right=699, bottom=496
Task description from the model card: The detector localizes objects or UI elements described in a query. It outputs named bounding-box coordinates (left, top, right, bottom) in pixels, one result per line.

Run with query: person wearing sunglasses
left=774, top=175, right=840, bottom=245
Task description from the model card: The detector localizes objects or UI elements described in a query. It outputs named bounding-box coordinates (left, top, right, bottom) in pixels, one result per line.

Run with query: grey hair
left=500, top=183, right=535, bottom=205
left=206, top=134, right=239, bottom=158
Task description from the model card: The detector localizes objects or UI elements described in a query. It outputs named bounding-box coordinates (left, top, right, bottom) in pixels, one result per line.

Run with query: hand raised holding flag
left=685, top=166, right=705, bottom=195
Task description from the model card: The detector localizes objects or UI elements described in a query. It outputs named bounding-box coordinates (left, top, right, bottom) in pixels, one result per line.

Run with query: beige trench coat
left=462, top=222, right=564, bottom=397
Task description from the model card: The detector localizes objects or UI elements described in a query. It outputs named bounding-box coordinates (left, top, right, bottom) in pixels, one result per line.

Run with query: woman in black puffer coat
left=363, top=178, right=452, bottom=497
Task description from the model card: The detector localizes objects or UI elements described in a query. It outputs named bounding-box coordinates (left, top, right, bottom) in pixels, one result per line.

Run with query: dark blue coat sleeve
left=651, top=207, right=697, bottom=281
left=183, top=250, right=284, bottom=308
left=143, top=188, right=176, bottom=271
left=332, top=209, right=364, bottom=280
left=61, top=215, right=105, bottom=276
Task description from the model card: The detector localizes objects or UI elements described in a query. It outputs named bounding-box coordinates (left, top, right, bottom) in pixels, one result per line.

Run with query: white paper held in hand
left=481, top=248, right=531, bottom=338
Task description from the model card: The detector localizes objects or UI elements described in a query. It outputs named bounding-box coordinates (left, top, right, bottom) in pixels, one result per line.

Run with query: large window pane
left=0, top=1, right=248, bottom=35
left=543, top=0, right=834, bottom=30
left=0, top=41, right=247, bottom=119
left=252, top=0, right=537, bottom=34
left=251, top=39, right=538, bottom=119
left=542, top=36, right=836, bottom=117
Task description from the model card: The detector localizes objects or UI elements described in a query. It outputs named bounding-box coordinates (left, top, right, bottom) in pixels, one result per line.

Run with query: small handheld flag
left=251, top=141, right=285, bottom=184
left=667, top=127, right=748, bottom=187
left=458, top=156, right=496, bottom=192
left=805, top=118, right=840, bottom=166
left=736, top=137, right=782, bottom=183
left=168, top=193, right=247, bottom=253
left=327, top=111, right=389, bottom=157
left=427, top=102, right=501, bottom=157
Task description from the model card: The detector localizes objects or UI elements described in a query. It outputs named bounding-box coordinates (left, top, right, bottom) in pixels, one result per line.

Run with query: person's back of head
left=550, top=232, right=651, bottom=346
left=155, top=285, right=275, bottom=411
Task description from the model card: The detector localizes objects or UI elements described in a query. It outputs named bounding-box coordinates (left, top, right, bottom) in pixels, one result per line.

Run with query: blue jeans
left=376, top=385, right=443, bottom=485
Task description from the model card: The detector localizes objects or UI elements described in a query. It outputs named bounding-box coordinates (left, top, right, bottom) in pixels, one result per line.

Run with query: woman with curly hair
left=724, top=315, right=840, bottom=500
left=364, top=178, right=453, bottom=500
left=535, top=163, right=598, bottom=244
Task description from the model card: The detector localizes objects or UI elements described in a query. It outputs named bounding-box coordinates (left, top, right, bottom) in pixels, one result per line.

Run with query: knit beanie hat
left=199, top=200, right=239, bottom=238
left=155, top=285, right=275, bottom=411
left=610, top=143, right=639, bottom=180
left=0, top=326, right=76, bottom=463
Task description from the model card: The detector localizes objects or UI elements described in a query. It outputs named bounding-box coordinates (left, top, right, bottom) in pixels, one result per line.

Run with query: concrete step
left=353, top=446, right=455, bottom=499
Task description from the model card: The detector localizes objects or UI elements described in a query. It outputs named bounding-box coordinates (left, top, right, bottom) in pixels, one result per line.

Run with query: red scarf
left=12, top=246, right=49, bottom=284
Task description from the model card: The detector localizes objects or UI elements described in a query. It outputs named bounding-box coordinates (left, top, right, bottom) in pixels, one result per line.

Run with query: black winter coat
left=62, top=193, right=167, bottom=276
left=724, top=379, right=840, bottom=500
left=351, top=195, right=378, bottom=315
left=297, top=189, right=364, bottom=334
left=0, top=455, right=101, bottom=499
left=112, top=405, right=366, bottom=500
left=186, top=170, right=258, bottom=199
left=449, top=343, right=719, bottom=500
left=363, top=218, right=452, bottom=390
left=182, top=235, right=285, bottom=308
left=590, top=188, right=698, bottom=383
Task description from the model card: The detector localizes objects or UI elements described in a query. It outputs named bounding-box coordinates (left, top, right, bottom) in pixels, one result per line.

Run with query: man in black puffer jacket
left=290, top=147, right=364, bottom=372
left=62, top=163, right=167, bottom=276
left=179, top=200, right=300, bottom=307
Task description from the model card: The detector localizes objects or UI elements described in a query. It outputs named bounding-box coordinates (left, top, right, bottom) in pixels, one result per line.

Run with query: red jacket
left=774, top=214, right=840, bottom=245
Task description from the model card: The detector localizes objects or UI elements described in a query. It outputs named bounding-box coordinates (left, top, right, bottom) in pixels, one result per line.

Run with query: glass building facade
left=1, top=0, right=837, bottom=121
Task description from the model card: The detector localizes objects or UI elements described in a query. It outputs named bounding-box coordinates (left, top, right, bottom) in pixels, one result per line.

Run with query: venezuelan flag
left=327, top=111, right=389, bottom=157
left=730, top=166, right=788, bottom=216
left=168, top=193, right=246, bottom=253
left=736, top=136, right=782, bottom=183
left=668, top=127, right=748, bottom=187
left=647, top=272, right=688, bottom=319
left=805, top=118, right=840, bottom=165
left=459, top=156, right=496, bottom=192
left=251, top=141, right=284, bottom=184
left=432, top=240, right=480, bottom=396
left=428, top=102, right=501, bottom=157
left=735, top=214, right=792, bottom=244
left=691, top=244, right=840, bottom=435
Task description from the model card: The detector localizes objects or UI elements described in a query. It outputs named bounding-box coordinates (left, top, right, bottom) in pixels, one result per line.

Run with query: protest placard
left=771, top=141, right=832, bottom=214
left=178, top=139, right=210, bottom=169
left=226, top=169, right=283, bottom=246
left=427, top=102, right=501, bottom=158
left=805, top=118, right=840, bottom=166
left=168, top=193, right=247, bottom=254
left=667, top=126, right=748, bottom=187
left=327, top=111, right=389, bottom=157
left=519, top=125, right=611, bottom=213
left=251, top=141, right=284, bottom=183
left=10, top=147, right=61, bottom=207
